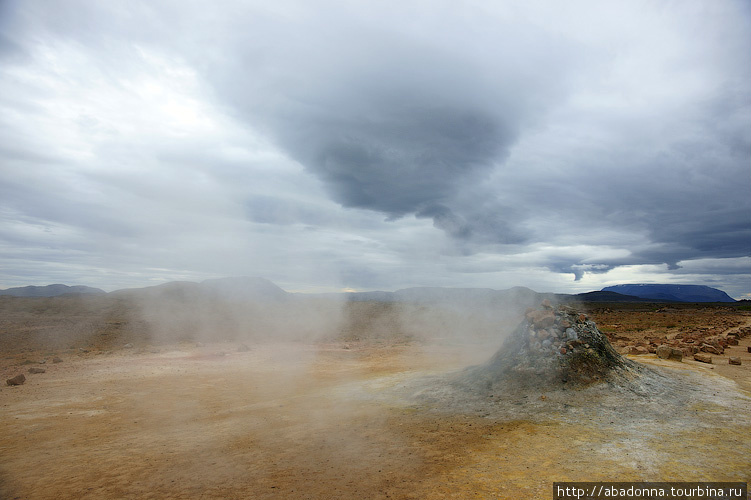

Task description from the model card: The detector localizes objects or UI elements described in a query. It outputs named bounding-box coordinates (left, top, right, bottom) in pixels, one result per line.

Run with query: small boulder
left=701, top=344, right=723, bottom=355
left=694, top=353, right=712, bottom=364
left=28, top=367, right=46, bottom=374
left=656, top=345, right=672, bottom=359
left=52, top=357, right=63, bottom=363
left=667, top=348, right=683, bottom=361
left=729, top=357, right=742, bottom=366
left=6, top=374, right=26, bottom=386
left=656, top=345, right=683, bottom=361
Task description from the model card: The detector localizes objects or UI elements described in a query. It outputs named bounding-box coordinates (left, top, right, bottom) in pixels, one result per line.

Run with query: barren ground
left=1, top=301, right=750, bottom=499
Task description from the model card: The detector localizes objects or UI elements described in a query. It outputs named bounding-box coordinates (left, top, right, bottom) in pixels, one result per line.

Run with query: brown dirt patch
left=2, top=339, right=750, bottom=499
left=2, top=301, right=750, bottom=498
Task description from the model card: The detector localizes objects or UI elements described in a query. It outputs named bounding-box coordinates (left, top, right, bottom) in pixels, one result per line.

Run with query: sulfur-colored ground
left=1, top=302, right=750, bottom=499
left=2, top=336, right=750, bottom=499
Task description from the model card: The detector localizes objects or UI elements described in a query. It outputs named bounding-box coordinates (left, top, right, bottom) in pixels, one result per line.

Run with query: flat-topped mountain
left=602, top=284, right=735, bottom=303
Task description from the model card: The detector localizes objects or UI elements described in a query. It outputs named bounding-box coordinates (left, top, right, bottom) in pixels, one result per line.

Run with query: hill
left=0, top=284, right=106, bottom=297
left=601, top=284, right=735, bottom=303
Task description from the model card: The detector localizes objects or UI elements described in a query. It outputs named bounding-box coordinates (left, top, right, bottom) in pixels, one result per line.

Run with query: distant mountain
left=340, top=290, right=397, bottom=302
left=336, top=286, right=548, bottom=309
left=200, top=276, right=289, bottom=301
left=601, top=284, right=735, bottom=303
left=568, top=291, right=654, bottom=303
left=4, top=279, right=735, bottom=305
left=111, top=276, right=288, bottom=302
left=0, top=284, right=106, bottom=297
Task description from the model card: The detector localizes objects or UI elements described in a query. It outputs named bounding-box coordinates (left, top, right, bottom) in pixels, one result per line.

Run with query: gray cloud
left=195, top=5, right=577, bottom=241
left=1, top=0, right=749, bottom=297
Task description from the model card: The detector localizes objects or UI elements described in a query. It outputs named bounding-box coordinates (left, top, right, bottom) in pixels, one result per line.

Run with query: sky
left=0, top=0, right=749, bottom=298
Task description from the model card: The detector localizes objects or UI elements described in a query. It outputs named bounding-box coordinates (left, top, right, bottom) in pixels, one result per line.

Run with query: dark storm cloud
left=294, top=106, right=505, bottom=217
left=199, top=5, right=575, bottom=240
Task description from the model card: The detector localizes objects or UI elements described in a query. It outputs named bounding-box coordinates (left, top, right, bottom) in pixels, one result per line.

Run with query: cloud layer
left=1, top=0, right=749, bottom=297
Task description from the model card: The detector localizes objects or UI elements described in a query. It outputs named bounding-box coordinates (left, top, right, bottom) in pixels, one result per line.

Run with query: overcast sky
left=1, top=0, right=749, bottom=298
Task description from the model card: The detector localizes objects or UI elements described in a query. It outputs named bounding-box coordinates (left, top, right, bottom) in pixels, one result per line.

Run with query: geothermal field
left=1, top=284, right=750, bottom=499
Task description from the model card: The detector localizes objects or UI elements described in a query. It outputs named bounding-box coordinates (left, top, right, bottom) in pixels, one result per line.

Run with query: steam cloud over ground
left=2, top=286, right=750, bottom=498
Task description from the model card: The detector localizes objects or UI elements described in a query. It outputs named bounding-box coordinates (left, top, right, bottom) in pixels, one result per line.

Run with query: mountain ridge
left=601, top=284, right=735, bottom=303
left=0, top=284, right=106, bottom=297
left=1, top=279, right=737, bottom=303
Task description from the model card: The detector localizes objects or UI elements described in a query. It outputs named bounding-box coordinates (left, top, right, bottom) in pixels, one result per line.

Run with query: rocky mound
left=464, top=301, right=646, bottom=390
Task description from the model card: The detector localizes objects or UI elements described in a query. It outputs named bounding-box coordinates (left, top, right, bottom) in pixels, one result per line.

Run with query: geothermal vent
left=464, top=301, right=645, bottom=390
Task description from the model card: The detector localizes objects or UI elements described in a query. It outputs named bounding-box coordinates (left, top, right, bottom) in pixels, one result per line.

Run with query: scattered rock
left=625, top=345, right=641, bottom=355
left=28, top=367, right=46, bottom=374
left=668, top=348, right=683, bottom=361
left=123, top=343, right=133, bottom=348
left=700, top=344, right=723, bottom=355
left=6, top=374, right=26, bottom=386
left=747, top=346, right=751, bottom=353
left=526, top=309, right=555, bottom=329
left=52, top=357, right=63, bottom=363
left=656, top=345, right=683, bottom=361
left=694, top=353, right=712, bottom=364
left=237, top=343, right=251, bottom=352
left=728, top=357, right=742, bottom=366
left=682, top=345, right=699, bottom=356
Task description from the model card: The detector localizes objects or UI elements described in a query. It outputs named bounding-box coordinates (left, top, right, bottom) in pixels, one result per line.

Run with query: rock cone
left=465, top=302, right=644, bottom=390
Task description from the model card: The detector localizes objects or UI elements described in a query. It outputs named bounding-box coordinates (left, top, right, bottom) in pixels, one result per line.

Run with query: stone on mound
left=464, top=302, right=645, bottom=390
